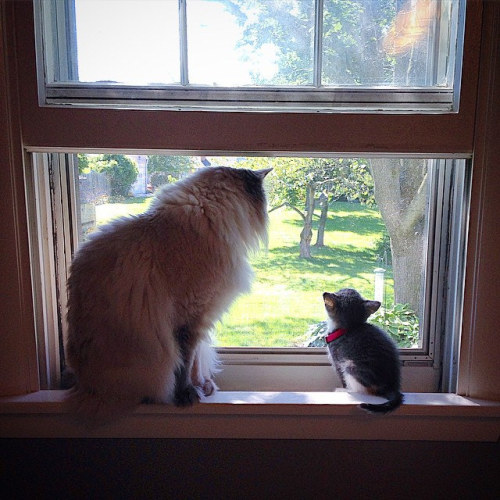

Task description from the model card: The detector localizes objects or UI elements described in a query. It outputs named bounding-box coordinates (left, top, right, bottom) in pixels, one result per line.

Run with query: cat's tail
left=65, top=386, right=140, bottom=427
left=360, top=392, right=404, bottom=414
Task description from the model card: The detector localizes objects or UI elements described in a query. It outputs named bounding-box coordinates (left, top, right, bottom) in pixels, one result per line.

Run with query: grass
left=95, top=196, right=153, bottom=224
left=94, top=197, right=393, bottom=347
left=216, top=203, right=393, bottom=347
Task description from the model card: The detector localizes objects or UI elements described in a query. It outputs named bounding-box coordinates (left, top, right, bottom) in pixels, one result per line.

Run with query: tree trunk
left=300, top=183, right=315, bottom=258
left=370, top=158, right=428, bottom=313
left=314, top=193, right=328, bottom=247
left=390, top=232, right=425, bottom=313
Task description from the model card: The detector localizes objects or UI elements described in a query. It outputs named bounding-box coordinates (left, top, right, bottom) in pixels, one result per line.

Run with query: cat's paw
left=174, top=384, right=201, bottom=407
left=201, top=378, right=217, bottom=397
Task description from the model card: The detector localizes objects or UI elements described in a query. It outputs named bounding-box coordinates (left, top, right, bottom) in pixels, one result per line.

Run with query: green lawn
left=95, top=196, right=153, bottom=223
left=95, top=198, right=393, bottom=347
left=216, top=202, right=393, bottom=347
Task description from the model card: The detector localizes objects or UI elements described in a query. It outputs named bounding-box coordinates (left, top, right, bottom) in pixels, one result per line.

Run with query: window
left=2, top=0, right=498, bottom=444
left=21, top=0, right=474, bottom=396
left=35, top=0, right=466, bottom=112
left=25, top=152, right=470, bottom=392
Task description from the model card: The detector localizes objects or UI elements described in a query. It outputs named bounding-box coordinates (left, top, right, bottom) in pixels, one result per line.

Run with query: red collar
left=326, top=328, right=347, bottom=343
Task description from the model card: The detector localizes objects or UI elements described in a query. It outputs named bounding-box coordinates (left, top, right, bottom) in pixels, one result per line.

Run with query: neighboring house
left=129, top=155, right=148, bottom=196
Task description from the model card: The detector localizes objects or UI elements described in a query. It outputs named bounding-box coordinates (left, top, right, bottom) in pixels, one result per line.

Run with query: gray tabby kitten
left=66, top=166, right=271, bottom=421
left=323, top=288, right=404, bottom=414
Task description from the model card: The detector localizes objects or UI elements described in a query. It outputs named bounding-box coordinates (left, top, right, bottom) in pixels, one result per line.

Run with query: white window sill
left=1, top=390, right=498, bottom=441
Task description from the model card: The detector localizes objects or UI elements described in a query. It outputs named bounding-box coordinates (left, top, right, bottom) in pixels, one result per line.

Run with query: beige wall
left=2, top=438, right=499, bottom=497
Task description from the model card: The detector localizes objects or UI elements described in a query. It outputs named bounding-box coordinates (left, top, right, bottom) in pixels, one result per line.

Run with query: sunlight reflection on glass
left=383, top=0, right=437, bottom=56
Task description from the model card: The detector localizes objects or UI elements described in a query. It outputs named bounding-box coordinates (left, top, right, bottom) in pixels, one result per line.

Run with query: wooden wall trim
left=459, top=0, right=500, bottom=400
left=0, top=0, right=39, bottom=395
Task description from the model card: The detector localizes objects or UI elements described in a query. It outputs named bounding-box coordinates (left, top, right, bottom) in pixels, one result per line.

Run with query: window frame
left=33, top=0, right=467, bottom=113
left=3, top=0, right=497, bottom=418
left=25, top=151, right=471, bottom=394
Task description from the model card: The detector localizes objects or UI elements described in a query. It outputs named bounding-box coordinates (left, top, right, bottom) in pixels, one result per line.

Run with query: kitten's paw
left=174, top=384, right=200, bottom=407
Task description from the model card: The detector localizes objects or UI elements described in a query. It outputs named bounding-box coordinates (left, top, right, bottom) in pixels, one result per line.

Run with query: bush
left=149, top=171, right=176, bottom=190
left=303, top=303, right=419, bottom=348
left=302, top=321, right=329, bottom=347
left=371, top=303, right=420, bottom=348
left=93, top=154, right=138, bottom=197
left=147, top=155, right=194, bottom=189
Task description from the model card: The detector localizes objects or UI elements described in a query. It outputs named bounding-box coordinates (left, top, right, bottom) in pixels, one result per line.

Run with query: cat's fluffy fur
left=323, top=288, right=404, bottom=414
left=66, top=166, right=271, bottom=422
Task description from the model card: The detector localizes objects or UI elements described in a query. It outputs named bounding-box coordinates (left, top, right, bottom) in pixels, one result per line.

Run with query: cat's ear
left=323, top=292, right=337, bottom=308
left=364, top=300, right=381, bottom=315
left=254, top=168, right=273, bottom=179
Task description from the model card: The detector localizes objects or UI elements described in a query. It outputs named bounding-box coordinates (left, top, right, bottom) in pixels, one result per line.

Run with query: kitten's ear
left=254, top=168, right=273, bottom=179
left=323, top=292, right=337, bottom=308
left=364, top=300, right=381, bottom=315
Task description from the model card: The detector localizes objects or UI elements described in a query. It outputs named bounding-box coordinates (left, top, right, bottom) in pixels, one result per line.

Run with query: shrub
left=93, top=154, right=138, bottom=197
left=371, top=303, right=420, bottom=348
left=149, top=171, right=177, bottom=190
left=303, top=303, right=419, bottom=348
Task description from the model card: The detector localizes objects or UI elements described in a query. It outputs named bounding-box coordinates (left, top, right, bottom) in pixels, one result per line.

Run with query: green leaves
left=303, top=302, right=419, bottom=349
left=147, top=155, right=195, bottom=188
left=81, top=154, right=138, bottom=198
left=239, top=156, right=375, bottom=211
left=371, top=303, right=420, bottom=348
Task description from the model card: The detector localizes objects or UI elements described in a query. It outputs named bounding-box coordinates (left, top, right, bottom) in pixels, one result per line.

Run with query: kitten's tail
left=360, top=392, right=404, bottom=414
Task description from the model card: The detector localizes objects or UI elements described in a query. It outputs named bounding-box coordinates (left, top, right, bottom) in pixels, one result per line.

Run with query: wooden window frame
left=0, top=0, right=499, bottom=440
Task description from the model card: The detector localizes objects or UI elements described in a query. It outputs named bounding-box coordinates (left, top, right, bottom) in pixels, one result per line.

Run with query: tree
left=219, top=0, right=420, bottom=86
left=220, top=0, right=431, bottom=308
left=239, top=156, right=374, bottom=258
left=89, top=154, right=138, bottom=197
left=314, top=158, right=375, bottom=247
left=77, top=153, right=90, bottom=174
left=370, top=158, right=428, bottom=312
left=147, top=155, right=195, bottom=189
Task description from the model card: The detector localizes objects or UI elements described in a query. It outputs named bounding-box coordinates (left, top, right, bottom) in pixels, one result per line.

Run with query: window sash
left=34, top=0, right=466, bottom=113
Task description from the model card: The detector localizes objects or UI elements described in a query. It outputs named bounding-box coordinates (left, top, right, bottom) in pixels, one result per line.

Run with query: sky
left=74, top=0, right=278, bottom=86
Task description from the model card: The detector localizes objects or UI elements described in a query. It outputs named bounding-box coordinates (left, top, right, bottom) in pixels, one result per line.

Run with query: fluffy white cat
left=66, top=166, right=271, bottom=422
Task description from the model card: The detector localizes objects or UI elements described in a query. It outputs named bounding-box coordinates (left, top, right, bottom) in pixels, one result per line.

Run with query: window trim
left=3, top=0, right=499, bottom=439
left=34, top=0, right=467, bottom=114
left=1, top=390, right=499, bottom=441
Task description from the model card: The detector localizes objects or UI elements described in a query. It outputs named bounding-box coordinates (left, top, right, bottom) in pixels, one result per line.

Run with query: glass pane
left=43, top=0, right=460, bottom=91
left=322, top=0, right=455, bottom=87
left=73, top=0, right=180, bottom=84
left=186, top=0, right=315, bottom=86
left=75, top=154, right=431, bottom=349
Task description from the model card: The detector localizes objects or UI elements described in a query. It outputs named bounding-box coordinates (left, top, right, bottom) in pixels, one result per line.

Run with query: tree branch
left=269, top=203, right=306, bottom=220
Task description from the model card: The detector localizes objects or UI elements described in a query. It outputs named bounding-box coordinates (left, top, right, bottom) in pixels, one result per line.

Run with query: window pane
left=73, top=0, right=180, bottom=84
left=75, top=154, right=432, bottom=350
left=322, top=0, right=455, bottom=87
left=186, top=0, right=315, bottom=86
left=38, top=0, right=464, bottom=111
